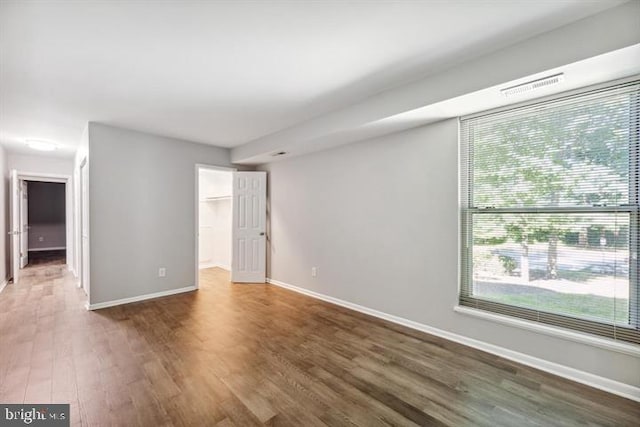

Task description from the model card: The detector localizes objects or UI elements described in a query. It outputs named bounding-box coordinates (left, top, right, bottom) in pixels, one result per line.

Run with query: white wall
left=0, top=146, right=8, bottom=285
left=8, top=154, right=73, bottom=176
left=7, top=153, right=74, bottom=271
left=198, top=169, right=232, bottom=270
left=198, top=201, right=232, bottom=270
left=199, top=168, right=232, bottom=199
left=258, top=118, right=640, bottom=389
left=87, top=123, right=233, bottom=304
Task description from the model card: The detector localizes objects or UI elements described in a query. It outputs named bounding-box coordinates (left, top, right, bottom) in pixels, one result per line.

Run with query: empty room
left=0, top=1, right=639, bottom=426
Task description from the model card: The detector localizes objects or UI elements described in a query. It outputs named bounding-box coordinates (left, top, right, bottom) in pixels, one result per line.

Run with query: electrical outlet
left=38, top=236, right=44, bottom=242
left=311, top=267, right=318, bottom=277
left=158, top=268, right=166, bottom=278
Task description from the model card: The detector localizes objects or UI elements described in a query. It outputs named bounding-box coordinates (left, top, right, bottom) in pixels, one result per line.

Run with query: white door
left=80, top=161, right=90, bottom=295
left=9, top=170, right=21, bottom=283
left=19, top=180, right=29, bottom=268
left=231, top=171, right=267, bottom=283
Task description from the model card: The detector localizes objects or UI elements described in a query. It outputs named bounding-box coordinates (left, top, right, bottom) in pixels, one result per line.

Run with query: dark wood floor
left=25, top=249, right=66, bottom=267
left=0, top=266, right=638, bottom=426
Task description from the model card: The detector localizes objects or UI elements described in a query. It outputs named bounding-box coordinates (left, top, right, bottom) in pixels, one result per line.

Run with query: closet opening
left=195, top=165, right=234, bottom=288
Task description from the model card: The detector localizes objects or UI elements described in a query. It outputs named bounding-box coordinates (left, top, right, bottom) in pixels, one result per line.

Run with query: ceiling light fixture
left=500, top=73, right=565, bottom=97
left=26, top=140, right=58, bottom=152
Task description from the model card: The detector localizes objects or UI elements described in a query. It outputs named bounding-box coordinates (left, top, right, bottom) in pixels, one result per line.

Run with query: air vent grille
left=501, top=73, right=565, bottom=97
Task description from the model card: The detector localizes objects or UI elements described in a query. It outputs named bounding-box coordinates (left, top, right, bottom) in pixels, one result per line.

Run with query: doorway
left=9, top=171, right=72, bottom=284
left=23, top=181, right=67, bottom=267
left=195, top=166, right=268, bottom=288
left=196, top=167, right=233, bottom=286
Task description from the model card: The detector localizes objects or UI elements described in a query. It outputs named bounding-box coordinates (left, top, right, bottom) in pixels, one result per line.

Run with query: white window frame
left=459, top=77, right=640, bottom=346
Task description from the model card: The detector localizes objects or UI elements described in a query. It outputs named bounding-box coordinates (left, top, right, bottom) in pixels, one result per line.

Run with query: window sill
left=454, top=306, right=640, bottom=357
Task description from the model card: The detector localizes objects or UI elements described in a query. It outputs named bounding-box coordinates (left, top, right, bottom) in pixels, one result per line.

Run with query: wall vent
left=500, top=73, right=565, bottom=97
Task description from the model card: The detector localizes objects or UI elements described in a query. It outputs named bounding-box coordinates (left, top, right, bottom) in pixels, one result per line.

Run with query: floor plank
left=0, top=264, right=638, bottom=426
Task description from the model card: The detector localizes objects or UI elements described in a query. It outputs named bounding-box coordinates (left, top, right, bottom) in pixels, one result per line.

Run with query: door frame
left=194, top=164, right=236, bottom=289
left=11, top=171, right=73, bottom=281
left=19, top=180, right=28, bottom=269
left=78, top=158, right=90, bottom=302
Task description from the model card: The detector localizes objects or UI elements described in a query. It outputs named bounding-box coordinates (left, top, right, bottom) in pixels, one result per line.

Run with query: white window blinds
left=460, top=80, right=639, bottom=344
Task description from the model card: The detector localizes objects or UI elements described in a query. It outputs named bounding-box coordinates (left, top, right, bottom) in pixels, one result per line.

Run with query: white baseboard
left=86, top=285, right=197, bottom=310
left=267, top=278, right=640, bottom=402
left=199, top=262, right=230, bottom=271
left=28, top=247, right=66, bottom=252
left=0, top=278, right=8, bottom=294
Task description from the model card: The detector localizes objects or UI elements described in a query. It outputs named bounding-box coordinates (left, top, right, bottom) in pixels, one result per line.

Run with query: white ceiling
left=0, top=0, right=627, bottom=157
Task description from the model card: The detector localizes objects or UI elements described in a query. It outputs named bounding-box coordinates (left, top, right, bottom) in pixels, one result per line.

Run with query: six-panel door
left=231, top=171, right=266, bottom=283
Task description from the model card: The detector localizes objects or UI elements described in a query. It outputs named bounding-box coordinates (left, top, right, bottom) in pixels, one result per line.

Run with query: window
left=460, top=80, right=639, bottom=344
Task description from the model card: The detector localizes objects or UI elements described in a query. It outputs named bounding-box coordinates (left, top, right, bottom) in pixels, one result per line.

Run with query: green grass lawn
left=479, top=292, right=630, bottom=324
